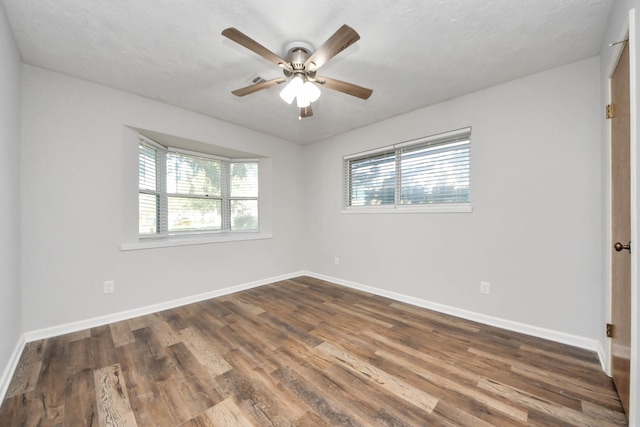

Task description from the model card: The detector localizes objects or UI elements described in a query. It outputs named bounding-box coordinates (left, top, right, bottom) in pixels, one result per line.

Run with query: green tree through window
left=138, top=137, right=259, bottom=236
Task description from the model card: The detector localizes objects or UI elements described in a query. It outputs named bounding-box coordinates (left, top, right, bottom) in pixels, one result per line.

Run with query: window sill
left=120, top=232, right=273, bottom=251
left=341, top=203, right=472, bottom=214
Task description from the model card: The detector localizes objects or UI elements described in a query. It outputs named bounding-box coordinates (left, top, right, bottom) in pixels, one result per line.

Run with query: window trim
left=138, top=135, right=260, bottom=239
left=342, top=127, right=472, bottom=213
left=120, top=231, right=273, bottom=251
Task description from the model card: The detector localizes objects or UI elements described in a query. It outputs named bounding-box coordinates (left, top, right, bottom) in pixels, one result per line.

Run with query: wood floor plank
left=64, top=368, right=98, bottom=426
left=37, top=337, right=68, bottom=425
left=582, top=400, right=629, bottom=426
left=220, top=323, right=285, bottom=373
left=126, top=315, right=151, bottom=332
left=5, top=340, right=45, bottom=398
left=0, top=390, right=50, bottom=426
left=154, top=376, right=205, bottom=426
left=109, top=320, right=136, bottom=348
left=272, top=365, right=362, bottom=426
left=0, top=276, right=627, bottom=426
left=276, top=340, right=384, bottom=425
left=224, top=347, right=308, bottom=421
left=320, top=329, right=525, bottom=426
left=378, top=347, right=528, bottom=423
left=179, top=414, right=216, bottom=427
left=116, top=331, right=180, bottom=426
left=163, top=342, right=225, bottom=405
left=469, top=346, right=622, bottom=405
left=213, top=368, right=290, bottom=426
left=147, top=313, right=182, bottom=347
left=278, top=338, right=433, bottom=425
left=477, top=378, right=625, bottom=427
left=203, top=398, right=254, bottom=427
left=64, top=329, right=93, bottom=343
left=216, top=295, right=266, bottom=316
left=362, top=327, right=581, bottom=417
left=91, top=325, right=119, bottom=369
left=94, top=364, right=138, bottom=426
left=315, top=341, right=439, bottom=414
left=179, top=327, right=233, bottom=376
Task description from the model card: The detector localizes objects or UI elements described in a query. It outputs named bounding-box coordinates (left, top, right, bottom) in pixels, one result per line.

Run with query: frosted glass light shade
left=296, top=90, right=310, bottom=108
left=279, top=76, right=321, bottom=108
left=279, top=76, right=303, bottom=104
left=303, top=81, right=321, bottom=102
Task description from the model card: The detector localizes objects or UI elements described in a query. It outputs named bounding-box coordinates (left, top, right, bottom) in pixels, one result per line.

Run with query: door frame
left=605, top=8, right=638, bottom=425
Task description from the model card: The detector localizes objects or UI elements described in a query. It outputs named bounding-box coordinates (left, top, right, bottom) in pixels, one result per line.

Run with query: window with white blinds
left=138, top=136, right=259, bottom=236
left=344, top=127, right=471, bottom=209
left=138, top=142, right=162, bottom=234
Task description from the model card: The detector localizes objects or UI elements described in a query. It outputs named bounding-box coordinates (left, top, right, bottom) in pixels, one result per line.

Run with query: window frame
left=343, top=127, right=472, bottom=214
left=138, top=136, right=259, bottom=238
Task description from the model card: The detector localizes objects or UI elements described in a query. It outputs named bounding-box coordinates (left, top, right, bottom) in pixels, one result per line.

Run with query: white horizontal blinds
left=399, top=131, right=471, bottom=205
left=166, top=152, right=222, bottom=196
left=229, top=162, right=259, bottom=230
left=139, top=143, right=157, bottom=191
left=230, top=162, right=258, bottom=197
left=346, top=150, right=396, bottom=206
left=137, top=134, right=261, bottom=236
left=343, top=127, right=471, bottom=209
left=166, top=152, right=222, bottom=232
left=139, top=141, right=160, bottom=234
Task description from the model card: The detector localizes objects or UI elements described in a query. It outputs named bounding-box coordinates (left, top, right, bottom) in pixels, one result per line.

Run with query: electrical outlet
left=480, top=281, right=490, bottom=295
left=104, top=280, right=115, bottom=294
left=334, top=256, right=340, bottom=266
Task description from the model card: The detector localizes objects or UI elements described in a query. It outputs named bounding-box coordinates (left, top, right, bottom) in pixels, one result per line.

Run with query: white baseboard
left=305, top=271, right=604, bottom=357
left=597, top=340, right=610, bottom=375
left=7, top=269, right=607, bottom=398
left=24, top=271, right=304, bottom=343
left=0, top=334, right=26, bottom=404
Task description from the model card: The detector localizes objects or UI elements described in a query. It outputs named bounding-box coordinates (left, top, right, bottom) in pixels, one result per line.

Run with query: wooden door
left=611, top=41, right=631, bottom=417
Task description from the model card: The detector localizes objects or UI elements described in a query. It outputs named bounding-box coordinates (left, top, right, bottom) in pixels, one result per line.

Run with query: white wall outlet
left=334, top=256, right=340, bottom=266
left=480, top=281, right=490, bottom=295
left=104, top=280, right=115, bottom=294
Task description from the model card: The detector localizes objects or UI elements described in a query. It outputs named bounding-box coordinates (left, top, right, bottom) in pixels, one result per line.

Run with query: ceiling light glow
left=279, top=76, right=321, bottom=108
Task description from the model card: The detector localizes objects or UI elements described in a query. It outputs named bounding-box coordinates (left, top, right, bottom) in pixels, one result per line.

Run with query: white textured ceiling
left=2, top=0, right=613, bottom=144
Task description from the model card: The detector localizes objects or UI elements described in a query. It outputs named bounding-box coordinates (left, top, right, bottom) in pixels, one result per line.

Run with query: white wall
left=600, top=2, right=639, bottom=424
left=0, top=4, right=22, bottom=389
left=304, top=57, right=603, bottom=341
left=20, top=65, right=305, bottom=332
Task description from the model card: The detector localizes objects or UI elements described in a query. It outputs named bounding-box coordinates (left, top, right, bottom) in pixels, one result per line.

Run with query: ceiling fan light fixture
left=279, top=76, right=303, bottom=104
left=303, top=81, right=321, bottom=103
left=296, top=90, right=311, bottom=108
left=280, top=76, right=320, bottom=108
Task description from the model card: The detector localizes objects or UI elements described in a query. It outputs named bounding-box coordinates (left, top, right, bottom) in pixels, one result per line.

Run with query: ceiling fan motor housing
left=283, top=42, right=315, bottom=78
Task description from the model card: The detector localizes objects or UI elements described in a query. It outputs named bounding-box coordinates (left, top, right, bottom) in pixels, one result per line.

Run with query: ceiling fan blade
left=231, top=78, right=286, bottom=97
left=299, top=105, right=313, bottom=118
left=316, top=76, right=373, bottom=100
left=222, top=28, right=291, bottom=70
left=304, top=25, right=360, bottom=71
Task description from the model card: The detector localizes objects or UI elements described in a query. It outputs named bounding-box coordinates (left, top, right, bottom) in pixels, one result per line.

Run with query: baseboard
left=597, top=340, right=609, bottom=375
left=15, top=270, right=607, bottom=379
left=24, top=271, right=304, bottom=343
left=0, top=334, right=26, bottom=404
left=305, top=271, right=603, bottom=356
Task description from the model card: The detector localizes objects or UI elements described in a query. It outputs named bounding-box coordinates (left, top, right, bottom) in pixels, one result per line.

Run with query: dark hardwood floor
left=0, top=276, right=627, bottom=426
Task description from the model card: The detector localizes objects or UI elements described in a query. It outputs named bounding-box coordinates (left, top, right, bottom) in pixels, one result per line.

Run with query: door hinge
left=606, top=104, right=614, bottom=119
left=606, top=323, right=613, bottom=338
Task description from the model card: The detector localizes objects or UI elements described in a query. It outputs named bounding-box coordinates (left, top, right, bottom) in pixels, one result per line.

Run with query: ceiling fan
left=222, top=25, right=373, bottom=119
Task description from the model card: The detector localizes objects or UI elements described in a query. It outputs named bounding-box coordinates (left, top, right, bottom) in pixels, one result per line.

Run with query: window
left=139, top=136, right=258, bottom=237
left=344, top=127, right=470, bottom=210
